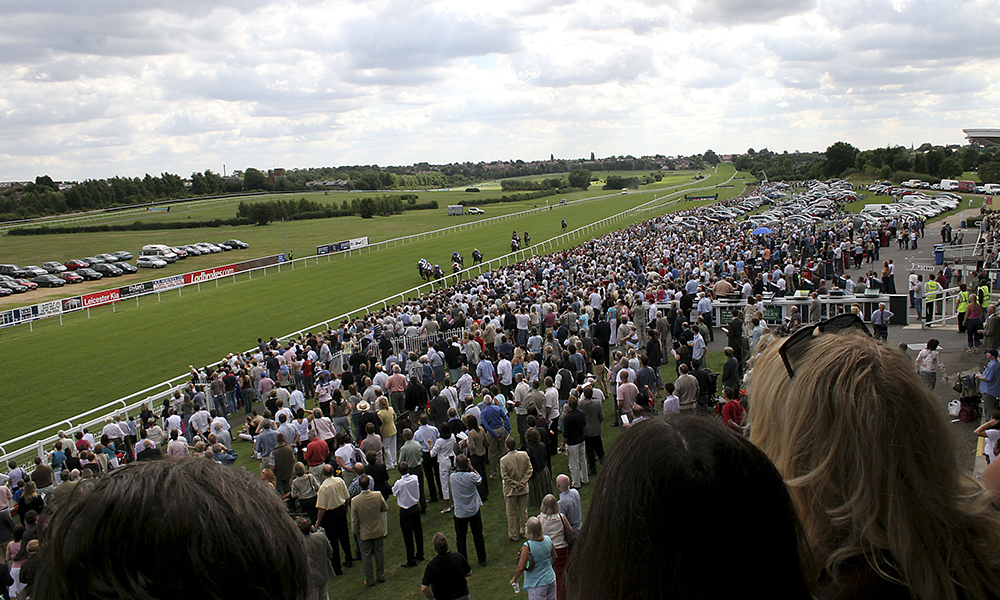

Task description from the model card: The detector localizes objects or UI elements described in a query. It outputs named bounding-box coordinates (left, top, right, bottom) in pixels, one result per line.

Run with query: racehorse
left=417, top=259, right=431, bottom=281
left=523, top=232, right=530, bottom=246
left=511, top=238, right=520, bottom=253
left=472, top=249, right=483, bottom=265
left=452, top=261, right=463, bottom=279
left=561, top=219, right=567, bottom=231
left=452, top=252, right=464, bottom=267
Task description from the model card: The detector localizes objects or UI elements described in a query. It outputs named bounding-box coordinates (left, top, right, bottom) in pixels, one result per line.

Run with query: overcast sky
left=1, top=0, right=997, bottom=181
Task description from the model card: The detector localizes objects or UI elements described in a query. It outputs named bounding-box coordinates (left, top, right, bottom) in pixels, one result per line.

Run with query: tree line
left=734, top=142, right=999, bottom=184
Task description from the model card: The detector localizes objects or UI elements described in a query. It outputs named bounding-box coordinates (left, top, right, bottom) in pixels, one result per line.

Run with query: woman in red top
left=720, top=387, right=745, bottom=434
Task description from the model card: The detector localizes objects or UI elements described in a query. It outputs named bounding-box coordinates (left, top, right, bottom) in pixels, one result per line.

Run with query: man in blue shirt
left=480, top=396, right=510, bottom=478
left=978, top=349, right=1000, bottom=415
left=476, top=359, right=495, bottom=389
left=450, top=455, right=487, bottom=566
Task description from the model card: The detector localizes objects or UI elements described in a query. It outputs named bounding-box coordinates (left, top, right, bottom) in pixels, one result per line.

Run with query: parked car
left=116, top=262, right=138, bottom=274
left=0, top=286, right=11, bottom=297
left=467, top=208, right=485, bottom=215
left=216, top=242, right=233, bottom=251
left=56, top=271, right=84, bottom=284
left=11, top=278, right=38, bottom=291
left=32, top=274, right=65, bottom=288
left=0, top=280, right=27, bottom=293
left=95, top=253, right=119, bottom=263
left=64, top=259, right=90, bottom=269
left=169, top=246, right=189, bottom=259
left=74, top=268, right=103, bottom=281
left=182, top=245, right=203, bottom=256
left=41, top=261, right=67, bottom=274
left=0, top=265, right=20, bottom=277
left=137, top=256, right=167, bottom=268
left=16, top=266, right=48, bottom=278
left=195, top=243, right=222, bottom=253
left=223, top=239, right=249, bottom=249
left=82, top=256, right=105, bottom=265
left=112, top=251, right=133, bottom=261
left=93, top=264, right=124, bottom=277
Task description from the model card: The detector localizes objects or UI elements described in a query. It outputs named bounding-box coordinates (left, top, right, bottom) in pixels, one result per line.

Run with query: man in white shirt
left=525, top=354, right=540, bottom=384
left=189, top=407, right=211, bottom=439
left=456, top=367, right=475, bottom=405
left=392, top=463, right=424, bottom=567
left=692, top=330, right=706, bottom=363
left=696, top=293, right=714, bottom=342
left=662, top=382, right=680, bottom=414
left=288, top=388, right=306, bottom=413
left=512, top=374, right=531, bottom=446
left=497, top=354, right=513, bottom=398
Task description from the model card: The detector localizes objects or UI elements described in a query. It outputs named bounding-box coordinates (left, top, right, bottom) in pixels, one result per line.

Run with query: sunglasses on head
left=778, top=313, right=872, bottom=379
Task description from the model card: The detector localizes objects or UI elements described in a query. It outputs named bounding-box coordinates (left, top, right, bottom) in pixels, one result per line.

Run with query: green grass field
left=0, top=165, right=746, bottom=442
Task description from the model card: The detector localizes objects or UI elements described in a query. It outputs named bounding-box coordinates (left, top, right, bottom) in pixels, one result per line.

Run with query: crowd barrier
left=0, top=168, right=737, bottom=471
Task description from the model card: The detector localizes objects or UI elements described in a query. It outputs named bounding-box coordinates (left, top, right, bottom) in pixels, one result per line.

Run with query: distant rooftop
left=964, top=128, right=1000, bottom=147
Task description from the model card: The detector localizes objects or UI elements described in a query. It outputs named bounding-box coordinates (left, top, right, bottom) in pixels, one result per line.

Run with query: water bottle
left=512, top=582, right=521, bottom=593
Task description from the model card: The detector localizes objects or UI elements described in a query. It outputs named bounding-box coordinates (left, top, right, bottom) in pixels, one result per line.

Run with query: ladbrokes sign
left=183, top=265, right=236, bottom=285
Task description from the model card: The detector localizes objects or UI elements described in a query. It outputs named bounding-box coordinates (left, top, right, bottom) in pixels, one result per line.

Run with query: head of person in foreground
left=564, top=415, right=812, bottom=600
left=749, top=327, right=1000, bottom=600
left=31, top=457, right=308, bottom=600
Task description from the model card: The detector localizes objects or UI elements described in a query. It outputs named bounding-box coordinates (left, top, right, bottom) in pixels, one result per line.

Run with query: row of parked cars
left=136, top=240, right=250, bottom=268
left=0, top=239, right=249, bottom=295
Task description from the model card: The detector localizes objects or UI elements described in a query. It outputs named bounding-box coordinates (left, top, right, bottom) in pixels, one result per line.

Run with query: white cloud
left=0, top=0, right=998, bottom=179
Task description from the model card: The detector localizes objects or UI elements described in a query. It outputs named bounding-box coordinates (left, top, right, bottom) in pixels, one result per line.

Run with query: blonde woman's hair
left=540, top=494, right=559, bottom=516
left=525, top=517, right=544, bottom=542
left=749, top=332, right=1000, bottom=600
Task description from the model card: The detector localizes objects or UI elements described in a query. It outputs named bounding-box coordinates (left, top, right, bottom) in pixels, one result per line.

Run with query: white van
left=140, top=244, right=178, bottom=263
left=940, top=179, right=959, bottom=191
left=986, top=184, right=1000, bottom=195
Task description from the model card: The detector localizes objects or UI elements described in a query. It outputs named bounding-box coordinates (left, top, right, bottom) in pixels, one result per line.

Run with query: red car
left=57, top=272, right=84, bottom=284
left=13, top=278, right=38, bottom=290
left=64, top=259, right=90, bottom=269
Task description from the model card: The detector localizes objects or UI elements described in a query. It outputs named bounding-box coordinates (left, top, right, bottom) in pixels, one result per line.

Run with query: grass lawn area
left=0, top=165, right=743, bottom=442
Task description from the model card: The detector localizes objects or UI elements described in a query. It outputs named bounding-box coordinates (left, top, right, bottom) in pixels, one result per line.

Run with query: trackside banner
left=119, top=281, right=154, bottom=299
left=317, top=237, right=368, bottom=255
left=153, top=275, right=184, bottom=292
left=234, top=254, right=283, bottom=272
left=82, top=289, right=121, bottom=308
left=184, top=264, right=237, bottom=285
